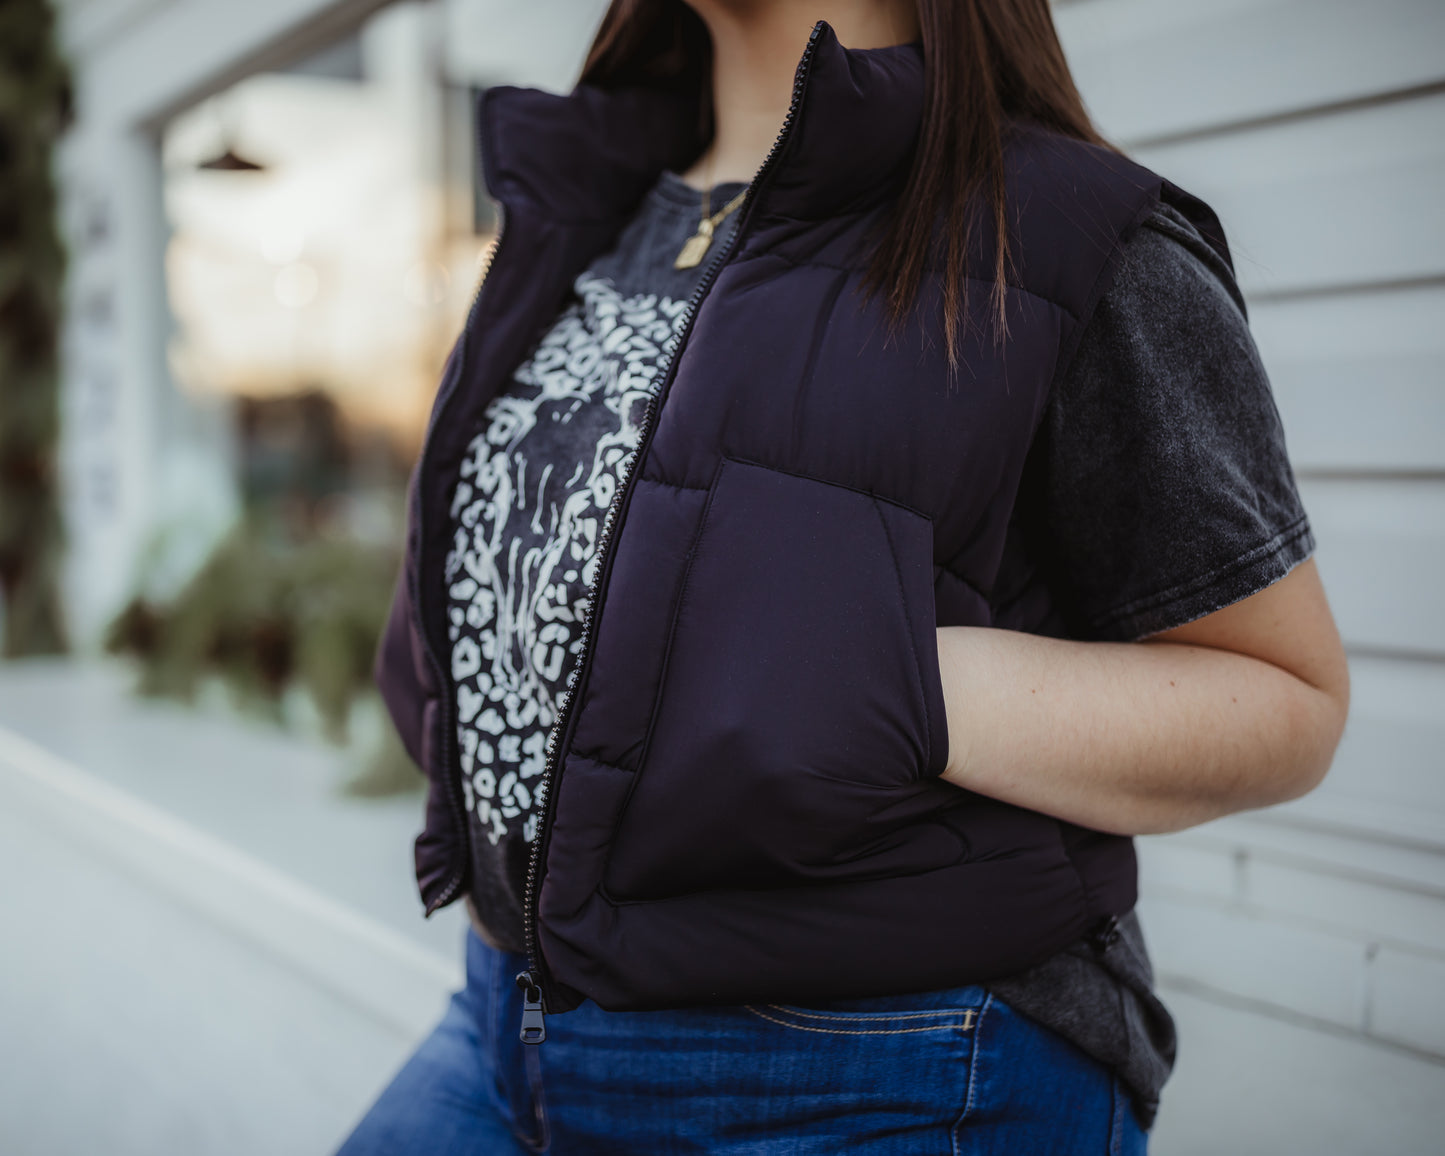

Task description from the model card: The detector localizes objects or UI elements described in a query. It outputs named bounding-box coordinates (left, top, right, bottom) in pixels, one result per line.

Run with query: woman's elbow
left=1271, top=660, right=1352, bottom=805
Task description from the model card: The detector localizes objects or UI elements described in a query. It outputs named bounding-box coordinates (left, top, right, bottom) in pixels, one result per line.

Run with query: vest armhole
left=1040, top=183, right=1165, bottom=416
left=1158, top=180, right=1235, bottom=278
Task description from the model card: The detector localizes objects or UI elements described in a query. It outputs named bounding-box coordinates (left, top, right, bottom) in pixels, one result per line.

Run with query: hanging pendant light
left=196, top=92, right=267, bottom=172
left=198, top=147, right=265, bottom=172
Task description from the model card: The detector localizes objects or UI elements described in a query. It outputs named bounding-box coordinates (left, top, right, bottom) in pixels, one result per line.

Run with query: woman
left=345, top=0, right=1350, bottom=1151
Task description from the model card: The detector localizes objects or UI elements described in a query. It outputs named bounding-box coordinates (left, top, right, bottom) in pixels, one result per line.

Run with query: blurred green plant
left=106, top=519, right=419, bottom=795
left=0, top=0, right=71, bottom=656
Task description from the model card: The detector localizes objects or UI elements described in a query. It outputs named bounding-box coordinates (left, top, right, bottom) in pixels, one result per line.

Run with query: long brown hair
left=581, top=1, right=1106, bottom=359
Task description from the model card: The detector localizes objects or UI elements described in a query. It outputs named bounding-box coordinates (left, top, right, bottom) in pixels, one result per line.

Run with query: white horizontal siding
left=1055, top=0, right=1445, bottom=145
left=1139, top=811, right=1445, bottom=1049
left=1133, top=92, right=1445, bottom=297
left=1300, top=479, right=1445, bottom=657
left=1140, top=895, right=1372, bottom=1029
left=1244, top=859, right=1445, bottom=958
left=1306, top=656, right=1445, bottom=839
left=1252, top=286, right=1445, bottom=472
left=1370, top=948, right=1445, bottom=1054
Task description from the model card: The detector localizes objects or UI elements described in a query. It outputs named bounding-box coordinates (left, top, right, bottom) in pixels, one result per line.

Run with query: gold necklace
left=674, top=184, right=748, bottom=270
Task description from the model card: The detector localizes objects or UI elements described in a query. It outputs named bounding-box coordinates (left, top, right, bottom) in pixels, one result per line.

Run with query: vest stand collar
left=479, top=23, right=925, bottom=226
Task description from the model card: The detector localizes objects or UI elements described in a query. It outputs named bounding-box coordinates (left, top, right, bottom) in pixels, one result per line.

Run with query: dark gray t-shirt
left=445, top=172, right=1312, bottom=1128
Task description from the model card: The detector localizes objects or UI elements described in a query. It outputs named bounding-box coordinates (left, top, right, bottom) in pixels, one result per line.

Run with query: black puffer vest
left=375, top=24, right=1232, bottom=1017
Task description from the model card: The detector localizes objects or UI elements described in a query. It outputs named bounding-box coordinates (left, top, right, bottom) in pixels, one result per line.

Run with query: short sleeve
left=1035, top=203, right=1315, bottom=641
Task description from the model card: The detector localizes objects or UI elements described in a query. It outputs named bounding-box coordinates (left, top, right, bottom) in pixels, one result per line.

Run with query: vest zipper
left=412, top=225, right=510, bottom=916
left=517, top=21, right=828, bottom=1043
left=517, top=970, right=547, bottom=1044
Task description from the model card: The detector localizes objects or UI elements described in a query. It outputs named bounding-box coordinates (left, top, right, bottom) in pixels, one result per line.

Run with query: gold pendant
left=674, top=220, right=715, bottom=270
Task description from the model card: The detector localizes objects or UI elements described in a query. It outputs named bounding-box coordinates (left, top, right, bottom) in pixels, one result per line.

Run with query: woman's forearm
left=935, top=565, right=1350, bottom=835
left=936, top=627, right=1342, bottom=834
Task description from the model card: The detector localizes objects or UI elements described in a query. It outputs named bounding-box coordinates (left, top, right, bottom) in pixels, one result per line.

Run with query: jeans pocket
left=954, top=995, right=1141, bottom=1155
left=745, top=1000, right=981, bottom=1038
left=1109, top=1076, right=1149, bottom=1155
left=728, top=996, right=980, bottom=1149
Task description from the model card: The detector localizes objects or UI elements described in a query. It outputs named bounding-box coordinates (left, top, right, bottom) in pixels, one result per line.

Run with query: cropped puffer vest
left=375, top=24, right=1233, bottom=1016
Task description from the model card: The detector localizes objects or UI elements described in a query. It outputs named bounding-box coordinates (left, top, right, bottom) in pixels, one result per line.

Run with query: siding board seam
left=1248, top=274, right=1445, bottom=307
left=1125, top=77, right=1445, bottom=151
left=1155, top=973, right=1445, bottom=1067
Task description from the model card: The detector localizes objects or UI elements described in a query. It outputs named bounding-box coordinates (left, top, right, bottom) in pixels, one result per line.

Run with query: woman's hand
left=935, top=559, right=1350, bottom=836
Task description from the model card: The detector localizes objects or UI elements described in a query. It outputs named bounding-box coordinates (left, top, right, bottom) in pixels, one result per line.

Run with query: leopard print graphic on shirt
left=444, top=272, right=690, bottom=849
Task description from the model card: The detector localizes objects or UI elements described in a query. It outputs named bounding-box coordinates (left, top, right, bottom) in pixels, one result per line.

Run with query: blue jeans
left=337, top=931, right=1146, bottom=1154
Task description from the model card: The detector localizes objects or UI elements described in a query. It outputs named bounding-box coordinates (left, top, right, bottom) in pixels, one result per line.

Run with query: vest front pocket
left=604, top=457, right=955, bottom=901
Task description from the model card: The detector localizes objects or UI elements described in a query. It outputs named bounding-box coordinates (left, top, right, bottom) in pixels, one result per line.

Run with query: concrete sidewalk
left=0, top=661, right=465, bottom=958
left=0, top=661, right=464, bottom=1155
left=0, top=776, right=433, bottom=1156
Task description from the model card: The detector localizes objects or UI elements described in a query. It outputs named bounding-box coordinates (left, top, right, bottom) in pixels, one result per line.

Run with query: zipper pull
left=516, top=971, right=546, bottom=1045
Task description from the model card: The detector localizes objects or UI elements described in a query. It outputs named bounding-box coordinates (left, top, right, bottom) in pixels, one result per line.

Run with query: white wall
left=1055, top=0, right=1445, bottom=1060
left=442, top=0, right=608, bottom=92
